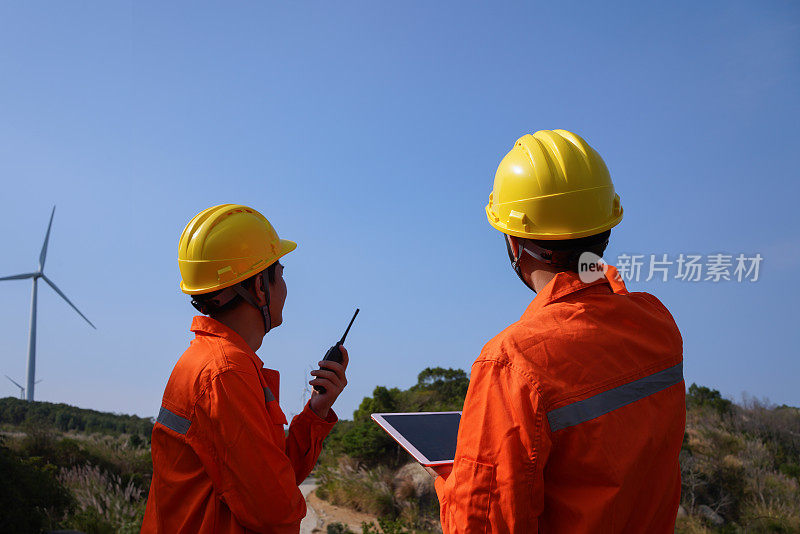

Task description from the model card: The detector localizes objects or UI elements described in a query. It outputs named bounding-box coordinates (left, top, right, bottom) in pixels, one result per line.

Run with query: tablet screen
left=372, top=412, right=461, bottom=465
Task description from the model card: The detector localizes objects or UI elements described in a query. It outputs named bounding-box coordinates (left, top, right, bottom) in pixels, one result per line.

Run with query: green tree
left=324, top=368, right=469, bottom=467
left=687, top=383, right=733, bottom=416
left=412, top=367, right=469, bottom=408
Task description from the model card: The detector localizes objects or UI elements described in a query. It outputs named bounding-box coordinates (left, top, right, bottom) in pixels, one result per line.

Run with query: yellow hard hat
left=178, top=204, right=296, bottom=295
left=486, top=130, right=623, bottom=240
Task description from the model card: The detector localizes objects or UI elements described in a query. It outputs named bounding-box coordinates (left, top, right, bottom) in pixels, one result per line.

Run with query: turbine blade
left=0, top=272, right=37, bottom=281
left=39, top=206, right=56, bottom=271
left=5, top=375, right=23, bottom=389
left=42, top=275, right=96, bottom=329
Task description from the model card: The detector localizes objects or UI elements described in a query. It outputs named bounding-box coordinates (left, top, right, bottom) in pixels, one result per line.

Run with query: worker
left=142, top=204, right=348, bottom=533
left=434, top=130, right=685, bottom=533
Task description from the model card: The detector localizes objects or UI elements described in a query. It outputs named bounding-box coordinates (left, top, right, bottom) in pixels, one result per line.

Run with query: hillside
left=0, top=397, right=153, bottom=437
left=0, top=373, right=798, bottom=533
left=316, top=371, right=800, bottom=533
left=0, top=398, right=152, bottom=533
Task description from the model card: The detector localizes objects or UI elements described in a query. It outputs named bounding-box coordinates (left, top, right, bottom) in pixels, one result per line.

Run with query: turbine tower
left=0, top=207, right=95, bottom=401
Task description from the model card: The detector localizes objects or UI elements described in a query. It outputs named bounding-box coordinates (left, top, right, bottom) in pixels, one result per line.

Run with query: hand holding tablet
left=371, top=411, right=461, bottom=474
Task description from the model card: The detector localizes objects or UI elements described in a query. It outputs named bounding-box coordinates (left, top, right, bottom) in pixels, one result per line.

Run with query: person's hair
left=524, top=229, right=611, bottom=272
left=191, top=262, right=278, bottom=316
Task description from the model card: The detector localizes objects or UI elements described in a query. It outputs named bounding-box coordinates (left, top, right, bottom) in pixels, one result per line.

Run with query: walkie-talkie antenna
left=315, top=308, right=360, bottom=394
left=339, top=308, right=360, bottom=344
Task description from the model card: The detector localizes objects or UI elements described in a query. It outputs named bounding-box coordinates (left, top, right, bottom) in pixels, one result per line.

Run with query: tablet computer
left=371, top=411, right=461, bottom=467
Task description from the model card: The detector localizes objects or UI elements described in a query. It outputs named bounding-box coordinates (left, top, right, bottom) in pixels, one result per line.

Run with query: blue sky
left=0, top=2, right=798, bottom=420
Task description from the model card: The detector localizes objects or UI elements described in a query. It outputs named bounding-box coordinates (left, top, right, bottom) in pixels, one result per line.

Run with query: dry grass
left=316, top=453, right=441, bottom=533
left=679, top=404, right=800, bottom=532
left=58, top=463, right=146, bottom=533
left=317, top=456, right=396, bottom=517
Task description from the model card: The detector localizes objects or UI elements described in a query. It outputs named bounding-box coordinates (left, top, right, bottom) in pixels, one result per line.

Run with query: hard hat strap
left=505, top=235, right=537, bottom=292
left=233, top=281, right=271, bottom=335
left=520, top=240, right=579, bottom=268
left=519, top=236, right=609, bottom=270
left=505, top=234, right=610, bottom=289
left=191, top=286, right=239, bottom=315
left=189, top=272, right=272, bottom=335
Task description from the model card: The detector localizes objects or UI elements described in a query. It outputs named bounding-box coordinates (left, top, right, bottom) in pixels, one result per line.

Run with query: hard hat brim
left=180, top=238, right=297, bottom=295
left=486, top=204, right=623, bottom=240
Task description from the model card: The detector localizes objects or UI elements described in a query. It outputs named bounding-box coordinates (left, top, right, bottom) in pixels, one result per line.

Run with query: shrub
left=327, top=523, right=355, bottom=534
left=361, top=517, right=413, bottom=534
left=0, top=438, right=73, bottom=532
left=679, top=393, right=800, bottom=532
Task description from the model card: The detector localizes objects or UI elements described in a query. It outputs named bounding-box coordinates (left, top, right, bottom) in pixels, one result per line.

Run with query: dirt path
left=306, top=490, right=378, bottom=533
left=299, top=477, right=322, bottom=534
left=299, top=476, right=379, bottom=533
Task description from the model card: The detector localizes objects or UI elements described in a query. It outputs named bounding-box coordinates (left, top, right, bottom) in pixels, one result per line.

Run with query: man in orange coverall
left=142, top=204, right=348, bottom=533
left=434, top=130, right=685, bottom=533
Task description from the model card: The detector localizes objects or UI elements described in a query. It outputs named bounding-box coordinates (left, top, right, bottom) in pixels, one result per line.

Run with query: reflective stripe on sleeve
left=156, top=406, right=191, bottom=435
left=547, top=362, right=683, bottom=432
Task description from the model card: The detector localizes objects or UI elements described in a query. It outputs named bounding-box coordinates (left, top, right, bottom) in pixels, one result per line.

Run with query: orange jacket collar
left=190, top=315, right=265, bottom=368
left=525, top=264, right=629, bottom=316
left=189, top=316, right=283, bottom=399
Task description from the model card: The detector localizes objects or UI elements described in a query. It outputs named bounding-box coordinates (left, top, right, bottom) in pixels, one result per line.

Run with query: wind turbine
left=5, top=375, right=41, bottom=400
left=0, top=206, right=96, bottom=401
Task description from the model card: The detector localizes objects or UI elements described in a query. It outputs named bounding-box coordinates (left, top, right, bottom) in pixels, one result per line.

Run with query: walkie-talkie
left=314, top=308, right=359, bottom=394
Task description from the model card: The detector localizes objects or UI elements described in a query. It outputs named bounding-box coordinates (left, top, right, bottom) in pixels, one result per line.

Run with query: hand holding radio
left=308, top=309, right=359, bottom=418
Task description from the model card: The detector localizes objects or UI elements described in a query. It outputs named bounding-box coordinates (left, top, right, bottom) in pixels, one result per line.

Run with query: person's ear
left=254, top=273, right=268, bottom=307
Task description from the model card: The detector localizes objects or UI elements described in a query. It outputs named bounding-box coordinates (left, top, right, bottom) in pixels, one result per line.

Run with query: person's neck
left=518, top=258, right=561, bottom=293
left=211, top=307, right=264, bottom=352
left=530, top=269, right=558, bottom=293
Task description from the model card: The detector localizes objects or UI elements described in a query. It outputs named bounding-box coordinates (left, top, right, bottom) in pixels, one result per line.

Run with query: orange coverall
left=435, top=265, right=685, bottom=533
left=142, top=316, right=337, bottom=533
